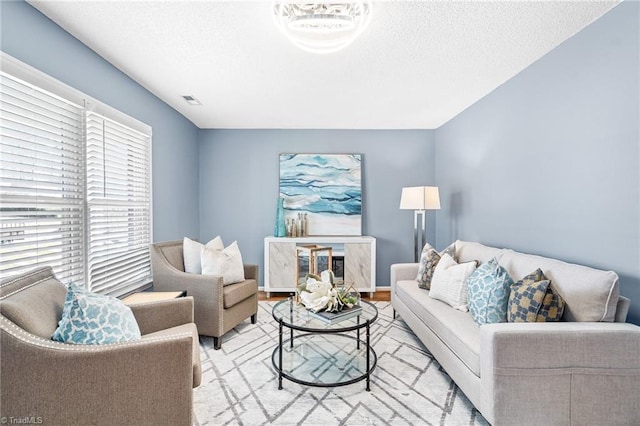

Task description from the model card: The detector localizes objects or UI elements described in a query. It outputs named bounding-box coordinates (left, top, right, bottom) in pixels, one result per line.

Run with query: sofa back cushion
left=0, top=267, right=67, bottom=338
left=455, top=240, right=507, bottom=265
left=499, top=250, right=619, bottom=322
left=155, top=241, right=186, bottom=272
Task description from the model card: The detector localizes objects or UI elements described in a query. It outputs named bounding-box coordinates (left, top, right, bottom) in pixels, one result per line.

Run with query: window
left=0, top=57, right=152, bottom=296
left=0, top=74, right=85, bottom=284
left=85, top=112, right=152, bottom=294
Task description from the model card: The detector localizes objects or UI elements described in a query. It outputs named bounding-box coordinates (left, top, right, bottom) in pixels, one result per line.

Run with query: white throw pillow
left=428, top=253, right=477, bottom=311
left=201, top=241, right=245, bottom=285
left=183, top=236, right=224, bottom=274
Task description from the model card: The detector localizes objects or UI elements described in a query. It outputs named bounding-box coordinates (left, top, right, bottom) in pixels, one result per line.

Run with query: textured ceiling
left=27, top=1, right=619, bottom=129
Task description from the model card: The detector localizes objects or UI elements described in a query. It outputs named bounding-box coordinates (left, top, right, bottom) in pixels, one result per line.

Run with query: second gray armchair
left=151, top=240, right=258, bottom=349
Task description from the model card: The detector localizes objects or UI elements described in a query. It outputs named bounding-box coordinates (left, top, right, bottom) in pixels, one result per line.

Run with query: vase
left=274, top=197, right=286, bottom=237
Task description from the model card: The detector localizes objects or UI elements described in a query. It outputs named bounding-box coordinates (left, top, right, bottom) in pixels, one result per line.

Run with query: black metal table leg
left=278, top=319, right=283, bottom=390
left=289, top=297, right=294, bottom=348
left=357, top=315, right=360, bottom=350
left=366, top=319, right=371, bottom=391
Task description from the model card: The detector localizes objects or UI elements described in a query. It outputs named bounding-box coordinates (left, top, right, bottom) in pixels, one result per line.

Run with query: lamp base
left=413, top=210, right=427, bottom=262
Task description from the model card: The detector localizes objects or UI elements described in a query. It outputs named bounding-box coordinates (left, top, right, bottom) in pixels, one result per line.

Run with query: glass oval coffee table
left=271, top=297, right=378, bottom=391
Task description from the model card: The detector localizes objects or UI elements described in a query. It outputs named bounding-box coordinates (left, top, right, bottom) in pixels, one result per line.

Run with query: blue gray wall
left=198, top=130, right=435, bottom=286
left=0, top=1, right=200, bottom=241
left=435, top=2, right=640, bottom=324
left=3, top=2, right=637, bottom=323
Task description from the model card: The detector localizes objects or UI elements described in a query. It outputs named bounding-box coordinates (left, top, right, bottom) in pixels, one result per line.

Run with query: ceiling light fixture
left=273, top=1, right=372, bottom=54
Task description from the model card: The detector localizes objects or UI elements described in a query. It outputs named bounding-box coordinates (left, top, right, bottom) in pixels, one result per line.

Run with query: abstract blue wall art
left=279, top=154, right=362, bottom=236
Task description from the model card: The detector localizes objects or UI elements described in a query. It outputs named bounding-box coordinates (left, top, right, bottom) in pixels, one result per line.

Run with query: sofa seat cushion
left=396, top=279, right=481, bottom=377
left=144, top=323, right=201, bottom=388
left=0, top=267, right=67, bottom=339
left=223, top=279, right=257, bottom=309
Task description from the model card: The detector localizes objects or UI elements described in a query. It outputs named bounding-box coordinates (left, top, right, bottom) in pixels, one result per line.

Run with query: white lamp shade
left=399, top=186, right=441, bottom=210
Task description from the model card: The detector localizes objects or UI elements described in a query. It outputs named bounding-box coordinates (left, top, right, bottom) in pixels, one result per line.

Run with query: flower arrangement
left=297, top=270, right=359, bottom=313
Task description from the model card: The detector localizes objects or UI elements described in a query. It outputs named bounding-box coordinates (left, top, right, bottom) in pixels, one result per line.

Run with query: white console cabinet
left=263, top=236, right=376, bottom=296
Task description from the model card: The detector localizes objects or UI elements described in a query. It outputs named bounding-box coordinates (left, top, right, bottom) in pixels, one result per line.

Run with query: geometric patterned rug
left=194, top=301, right=488, bottom=426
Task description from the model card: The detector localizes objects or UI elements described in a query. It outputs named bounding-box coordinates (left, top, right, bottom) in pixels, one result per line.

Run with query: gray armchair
left=0, top=266, right=201, bottom=426
left=151, top=240, right=258, bottom=349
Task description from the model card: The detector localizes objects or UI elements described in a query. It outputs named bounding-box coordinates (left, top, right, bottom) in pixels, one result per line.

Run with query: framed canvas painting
left=279, top=154, right=362, bottom=236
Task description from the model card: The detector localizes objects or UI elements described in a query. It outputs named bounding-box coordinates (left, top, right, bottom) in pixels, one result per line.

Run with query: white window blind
left=85, top=112, right=151, bottom=295
left=0, top=73, right=85, bottom=284
left=0, top=59, right=152, bottom=296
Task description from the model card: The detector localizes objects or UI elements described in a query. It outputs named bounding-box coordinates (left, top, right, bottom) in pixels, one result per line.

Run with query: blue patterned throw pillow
left=52, top=285, right=141, bottom=344
left=466, top=258, right=514, bottom=325
left=507, top=269, right=564, bottom=323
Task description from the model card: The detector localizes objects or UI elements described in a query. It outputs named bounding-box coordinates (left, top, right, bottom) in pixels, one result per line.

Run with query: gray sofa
left=391, top=240, right=640, bottom=426
left=0, top=266, right=201, bottom=426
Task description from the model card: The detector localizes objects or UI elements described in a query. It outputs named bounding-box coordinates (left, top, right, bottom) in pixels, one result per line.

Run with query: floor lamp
left=400, top=186, right=441, bottom=262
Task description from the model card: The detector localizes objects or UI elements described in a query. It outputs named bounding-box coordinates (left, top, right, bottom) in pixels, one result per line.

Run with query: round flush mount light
left=273, top=1, right=372, bottom=54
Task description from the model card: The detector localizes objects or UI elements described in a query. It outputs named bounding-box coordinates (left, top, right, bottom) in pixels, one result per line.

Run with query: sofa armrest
left=243, top=264, right=259, bottom=281
left=390, top=263, right=419, bottom=291
left=480, top=322, right=640, bottom=425
left=616, top=295, right=631, bottom=322
left=1, top=318, right=194, bottom=426
left=481, top=322, right=640, bottom=370
left=153, top=254, right=224, bottom=307
left=129, top=297, right=195, bottom=335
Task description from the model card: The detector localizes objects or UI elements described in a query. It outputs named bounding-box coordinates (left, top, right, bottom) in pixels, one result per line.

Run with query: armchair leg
left=213, top=337, right=221, bottom=350
left=251, top=314, right=257, bottom=324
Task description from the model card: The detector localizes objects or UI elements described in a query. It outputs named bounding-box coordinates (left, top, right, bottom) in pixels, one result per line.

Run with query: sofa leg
left=251, top=313, right=257, bottom=324
left=393, top=309, right=396, bottom=319
left=213, top=337, right=221, bottom=350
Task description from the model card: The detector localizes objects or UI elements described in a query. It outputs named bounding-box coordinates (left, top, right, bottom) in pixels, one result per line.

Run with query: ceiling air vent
left=182, top=95, right=201, bottom=105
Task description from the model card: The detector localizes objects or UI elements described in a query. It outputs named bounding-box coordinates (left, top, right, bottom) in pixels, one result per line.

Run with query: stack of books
left=310, top=305, right=363, bottom=324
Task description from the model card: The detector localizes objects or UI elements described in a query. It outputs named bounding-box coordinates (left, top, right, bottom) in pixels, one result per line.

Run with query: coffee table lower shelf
left=271, top=333, right=377, bottom=390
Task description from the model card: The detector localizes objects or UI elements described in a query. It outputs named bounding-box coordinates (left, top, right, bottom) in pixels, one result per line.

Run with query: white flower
left=299, top=270, right=339, bottom=312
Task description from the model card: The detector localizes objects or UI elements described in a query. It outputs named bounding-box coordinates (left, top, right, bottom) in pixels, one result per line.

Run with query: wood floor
left=258, top=290, right=390, bottom=302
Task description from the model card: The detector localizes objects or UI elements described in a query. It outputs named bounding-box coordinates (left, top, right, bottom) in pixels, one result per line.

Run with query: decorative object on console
left=295, top=244, right=333, bottom=285
left=415, top=242, right=455, bottom=290
left=400, top=186, right=441, bottom=262
left=274, top=197, right=286, bottom=237
left=52, top=284, right=141, bottom=345
left=272, top=1, right=372, bottom=54
left=466, top=258, right=513, bottom=325
left=508, top=268, right=564, bottom=322
left=279, top=154, right=362, bottom=236
left=428, top=253, right=477, bottom=312
left=286, top=213, right=309, bottom=237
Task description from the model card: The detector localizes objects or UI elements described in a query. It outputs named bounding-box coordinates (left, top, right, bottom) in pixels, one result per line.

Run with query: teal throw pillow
left=466, top=258, right=513, bottom=325
left=52, top=285, right=141, bottom=344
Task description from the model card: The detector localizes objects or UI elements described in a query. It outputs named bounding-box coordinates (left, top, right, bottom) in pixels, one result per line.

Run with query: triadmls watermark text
left=1, top=417, right=44, bottom=425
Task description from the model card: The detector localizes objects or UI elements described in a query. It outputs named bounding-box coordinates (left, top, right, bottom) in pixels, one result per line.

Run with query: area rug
left=193, top=301, right=488, bottom=426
